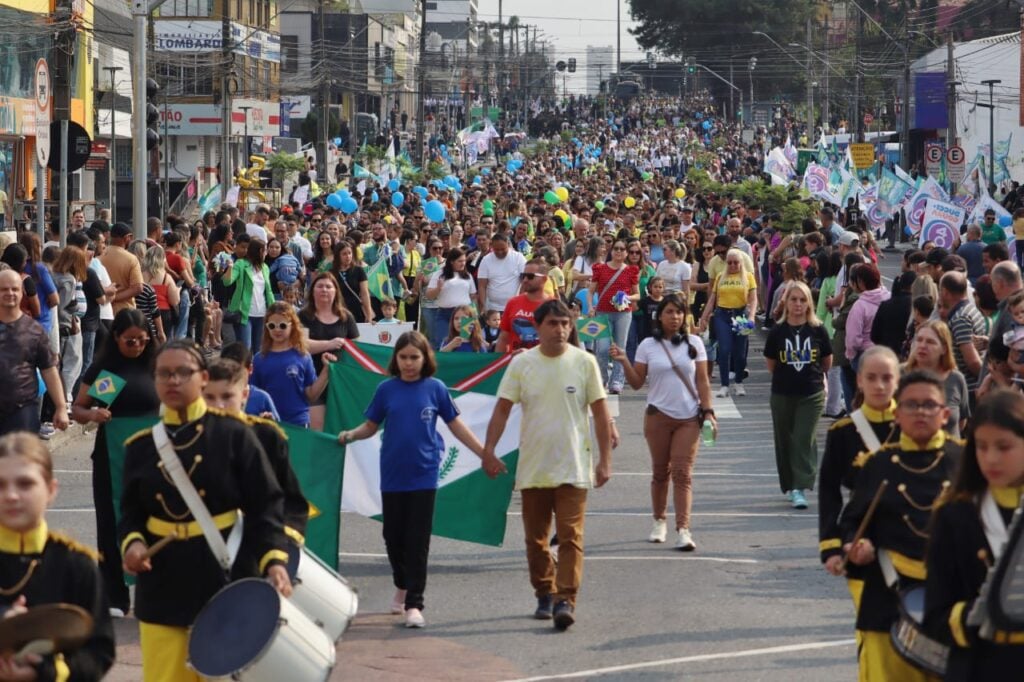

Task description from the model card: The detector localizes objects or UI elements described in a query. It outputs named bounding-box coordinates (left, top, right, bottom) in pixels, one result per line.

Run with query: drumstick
left=840, top=479, right=889, bottom=573
left=142, top=533, right=178, bottom=560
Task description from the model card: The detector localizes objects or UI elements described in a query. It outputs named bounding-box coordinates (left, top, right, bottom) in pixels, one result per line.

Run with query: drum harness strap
left=152, top=423, right=243, bottom=573
left=980, top=491, right=1009, bottom=562
left=849, top=409, right=902, bottom=588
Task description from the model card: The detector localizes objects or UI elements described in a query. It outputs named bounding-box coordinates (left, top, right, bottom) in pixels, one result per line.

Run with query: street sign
left=849, top=143, right=875, bottom=169
left=925, top=142, right=944, bottom=178
left=34, top=58, right=50, bottom=168
left=946, top=145, right=966, bottom=184
left=47, top=120, right=92, bottom=173
left=863, top=112, right=874, bottom=126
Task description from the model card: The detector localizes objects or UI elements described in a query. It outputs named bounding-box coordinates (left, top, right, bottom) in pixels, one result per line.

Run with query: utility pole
left=946, top=32, right=956, bottom=150
left=317, top=0, right=328, bottom=185
left=900, top=26, right=911, bottom=171
left=854, top=9, right=863, bottom=142
left=498, top=0, right=503, bottom=59
left=805, top=17, right=813, bottom=141
left=102, top=66, right=122, bottom=221
left=823, top=15, right=829, bottom=131
left=729, top=49, right=735, bottom=122
left=219, top=0, right=233, bottom=210
left=616, top=0, right=621, bottom=78
left=415, top=0, right=428, bottom=166
left=981, top=79, right=1001, bottom=193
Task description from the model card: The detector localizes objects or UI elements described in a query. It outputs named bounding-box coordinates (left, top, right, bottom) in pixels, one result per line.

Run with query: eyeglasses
left=155, top=367, right=200, bottom=383
left=312, top=218, right=322, bottom=223
left=612, top=246, right=627, bottom=252
left=702, top=246, right=714, bottom=251
left=520, top=272, right=547, bottom=280
left=628, top=250, right=642, bottom=255
left=431, top=247, right=444, bottom=252
left=266, top=322, right=292, bottom=331
left=121, top=336, right=149, bottom=347
left=898, top=400, right=945, bottom=415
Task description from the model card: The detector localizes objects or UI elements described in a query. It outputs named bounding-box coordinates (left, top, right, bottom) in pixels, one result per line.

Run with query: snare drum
left=890, top=587, right=949, bottom=676
left=287, top=544, right=359, bottom=642
left=188, top=578, right=335, bottom=681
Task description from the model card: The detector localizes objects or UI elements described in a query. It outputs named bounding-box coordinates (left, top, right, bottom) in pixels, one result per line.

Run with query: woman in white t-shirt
left=655, top=240, right=691, bottom=297
left=610, top=293, right=715, bottom=552
left=425, top=247, right=477, bottom=350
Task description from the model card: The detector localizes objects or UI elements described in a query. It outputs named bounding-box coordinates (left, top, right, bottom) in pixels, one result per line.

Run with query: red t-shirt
left=165, top=251, right=187, bottom=280
left=500, top=294, right=545, bottom=350
left=591, top=263, right=639, bottom=312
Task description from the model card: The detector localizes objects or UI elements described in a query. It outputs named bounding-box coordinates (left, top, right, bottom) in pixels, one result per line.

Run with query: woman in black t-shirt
left=71, top=309, right=160, bottom=615
left=331, top=241, right=374, bottom=323
left=299, top=271, right=360, bottom=430
left=763, top=281, right=833, bottom=511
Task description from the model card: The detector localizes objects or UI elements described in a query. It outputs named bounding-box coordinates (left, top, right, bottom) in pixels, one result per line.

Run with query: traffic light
left=556, top=60, right=567, bottom=72
left=686, top=57, right=696, bottom=74
left=568, top=58, right=576, bottom=73
left=748, top=57, right=757, bottom=72
left=145, top=78, right=161, bottom=151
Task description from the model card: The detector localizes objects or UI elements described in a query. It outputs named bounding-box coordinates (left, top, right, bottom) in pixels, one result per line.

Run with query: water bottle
left=701, top=419, right=716, bottom=447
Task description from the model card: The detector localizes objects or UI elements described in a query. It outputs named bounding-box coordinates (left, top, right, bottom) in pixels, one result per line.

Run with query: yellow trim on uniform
left=246, top=413, right=288, bottom=438
left=992, top=486, right=1024, bottom=509
left=284, top=526, right=305, bottom=546
left=829, top=416, right=853, bottom=431
left=162, top=397, right=208, bottom=425
left=48, top=531, right=100, bottom=562
left=120, top=532, right=147, bottom=557
left=259, top=549, right=289, bottom=574
left=139, top=622, right=202, bottom=682
left=889, top=550, right=927, bottom=580
left=949, top=601, right=970, bottom=647
left=858, top=630, right=935, bottom=682
left=861, top=400, right=896, bottom=422
left=847, top=578, right=865, bottom=613
left=0, top=521, right=47, bottom=555
left=145, top=510, right=238, bottom=538
left=54, top=654, right=69, bottom=682
left=993, top=629, right=1024, bottom=644
left=898, top=430, right=947, bottom=452
left=819, top=538, right=842, bottom=552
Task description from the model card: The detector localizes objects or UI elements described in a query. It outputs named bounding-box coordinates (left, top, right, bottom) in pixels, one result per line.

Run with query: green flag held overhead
left=576, top=315, right=612, bottom=342
left=326, top=342, right=519, bottom=547
left=104, top=418, right=344, bottom=569
left=87, top=371, right=127, bottom=405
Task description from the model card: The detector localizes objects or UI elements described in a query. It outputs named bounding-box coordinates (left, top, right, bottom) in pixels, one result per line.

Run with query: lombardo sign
left=34, top=58, right=51, bottom=167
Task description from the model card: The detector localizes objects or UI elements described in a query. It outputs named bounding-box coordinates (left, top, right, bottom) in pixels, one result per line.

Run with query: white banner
left=920, top=200, right=967, bottom=249
left=356, top=322, right=414, bottom=347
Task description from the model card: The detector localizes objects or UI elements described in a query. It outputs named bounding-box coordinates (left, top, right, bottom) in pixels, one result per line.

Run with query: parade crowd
left=0, top=94, right=1019, bottom=680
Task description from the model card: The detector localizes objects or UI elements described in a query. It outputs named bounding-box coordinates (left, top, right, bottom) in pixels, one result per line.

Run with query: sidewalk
left=107, top=613, right=523, bottom=681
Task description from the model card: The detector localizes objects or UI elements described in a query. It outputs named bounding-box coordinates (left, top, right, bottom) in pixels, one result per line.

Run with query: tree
left=265, top=151, right=308, bottom=188
left=300, top=110, right=340, bottom=147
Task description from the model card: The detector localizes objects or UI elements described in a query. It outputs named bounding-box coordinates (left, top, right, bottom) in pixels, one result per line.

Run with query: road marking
left=500, top=638, right=857, bottom=681
left=506, top=511, right=813, bottom=519
left=49, top=508, right=95, bottom=512
left=711, top=395, right=742, bottom=418
left=55, top=469, right=91, bottom=474
left=613, top=472, right=779, bottom=477
left=339, top=552, right=388, bottom=558
left=586, top=555, right=757, bottom=564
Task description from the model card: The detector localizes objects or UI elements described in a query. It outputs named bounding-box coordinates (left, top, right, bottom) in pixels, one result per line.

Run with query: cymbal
left=0, top=604, right=93, bottom=654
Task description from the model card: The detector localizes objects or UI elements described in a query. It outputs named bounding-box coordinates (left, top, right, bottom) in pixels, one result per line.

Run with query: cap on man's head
left=925, top=247, right=951, bottom=266
left=681, top=205, right=694, bottom=213
left=838, top=231, right=860, bottom=247
left=111, top=222, right=133, bottom=239
left=438, top=228, right=452, bottom=237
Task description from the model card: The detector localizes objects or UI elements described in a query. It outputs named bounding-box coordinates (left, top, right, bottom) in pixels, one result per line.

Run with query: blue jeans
left=626, top=315, right=640, bottom=363
left=595, top=311, right=632, bottom=389
left=233, top=316, right=264, bottom=352
left=433, top=307, right=456, bottom=350
left=0, top=401, right=40, bottom=437
left=712, top=307, right=748, bottom=387
left=174, top=288, right=190, bottom=339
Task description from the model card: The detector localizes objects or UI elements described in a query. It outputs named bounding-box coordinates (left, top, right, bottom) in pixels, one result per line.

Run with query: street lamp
left=102, top=65, right=123, bottom=221
left=747, top=57, right=756, bottom=124
left=238, top=105, right=253, bottom=169
left=980, top=79, right=1002, bottom=193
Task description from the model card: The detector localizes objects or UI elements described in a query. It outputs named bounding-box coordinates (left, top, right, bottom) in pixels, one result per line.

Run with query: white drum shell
left=291, top=547, right=359, bottom=642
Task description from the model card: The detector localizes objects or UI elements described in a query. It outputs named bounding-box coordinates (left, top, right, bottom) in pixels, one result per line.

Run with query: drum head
left=189, top=579, right=281, bottom=677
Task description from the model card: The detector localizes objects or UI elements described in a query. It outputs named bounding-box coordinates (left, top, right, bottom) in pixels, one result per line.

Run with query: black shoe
left=534, top=595, right=554, bottom=620
left=553, top=600, right=575, bottom=630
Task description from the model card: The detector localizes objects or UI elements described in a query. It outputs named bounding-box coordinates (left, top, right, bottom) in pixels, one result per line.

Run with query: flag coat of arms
left=325, top=342, right=520, bottom=546
left=87, top=371, right=127, bottom=405
left=576, top=315, right=612, bottom=342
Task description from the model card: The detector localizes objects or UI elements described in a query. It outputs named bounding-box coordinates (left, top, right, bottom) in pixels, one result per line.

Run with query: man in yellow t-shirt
left=484, top=299, right=613, bottom=631
left=706, top=234, right=755, bottom=284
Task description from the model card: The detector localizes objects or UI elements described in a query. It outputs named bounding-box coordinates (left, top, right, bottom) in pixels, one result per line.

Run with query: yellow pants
left=858, top=630, right=940, bottom=682
left=139, top=622, right=203, bottom=682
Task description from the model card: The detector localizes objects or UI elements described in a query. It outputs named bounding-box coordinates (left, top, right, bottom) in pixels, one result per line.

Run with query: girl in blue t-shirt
left=252, top=302, right=334, bottom=427
left=337, top=331, right=505, bottom=629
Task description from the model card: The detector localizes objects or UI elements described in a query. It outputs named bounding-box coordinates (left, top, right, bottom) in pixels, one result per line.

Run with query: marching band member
left=0, top=432, right=115, bottom=681
left=841, top=370, right=962, bottom=681
left=924, top=389, right=1024, bottom=680
left=202, top=358, right=310, bottom=546
left=819, top=346, right=899, bottom=618
left=119, top=339, right=291, bottom=682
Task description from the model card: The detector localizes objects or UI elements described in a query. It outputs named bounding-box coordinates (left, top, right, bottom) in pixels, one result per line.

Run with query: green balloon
left=642, top=171, right=653, bottom=181
left=483, top=199, right=494, bottom=210
left=544, top=190, right=560, bottom=205
left=483, top=207, right=494, bottom=217
left=595, top=200, right=605, bottom=211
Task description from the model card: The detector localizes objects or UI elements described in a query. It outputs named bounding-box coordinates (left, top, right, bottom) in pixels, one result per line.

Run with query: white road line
left=49, top=508, right=95, bottom=512
left=585, top=555, right=757, bottom=564
left=506, top=511, right=813, bottom=518
left=55, top=469, right=91, bottom=474
left=613, top=472, right=778, bottom=477
left=711, top=395, right=742, bottom=418
left=500, top=638, right=857, bottom=681
left=339, top=552, right=388, bottom=558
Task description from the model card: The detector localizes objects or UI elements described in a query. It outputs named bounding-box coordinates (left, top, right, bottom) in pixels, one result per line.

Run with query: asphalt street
left=47, top=248, right=909, bottom=680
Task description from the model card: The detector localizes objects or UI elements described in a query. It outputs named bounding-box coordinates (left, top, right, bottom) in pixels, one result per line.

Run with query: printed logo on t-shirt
left=566, top=386, right=577, bottom=394
left=779, top=332, right=817, bottom=371
left=513, top=317, right=539, bottom=348
left=420, top=406, right=437, bottom=422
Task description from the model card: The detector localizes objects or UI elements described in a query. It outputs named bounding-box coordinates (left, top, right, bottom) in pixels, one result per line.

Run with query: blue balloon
left=702, top=120, right=712, bottom=130
left=1000, top=215, right=1013, bottom=227
left=391, top=191, right=405, bottom=208
left=444, top=175, right=458, bottom=188
left=387, top=179, right=400, bottom=191
left=413, top=186, right=428, bottom=198
left=473, top=175, right=482, bottom=185
left=424, top=200, right=446, bottom=223
left=481, top=167, right=491, bottom=175
left=336, top=189, right=351, bottom=200
left=371, top=191, right=379, bottom=202
left=326, top=194, right=344, bottom=209
left=333, top=137, right=342, bottom=146
left=904, top=225, right=913, bottom=237
left=340, top=197, right=359, bottom=214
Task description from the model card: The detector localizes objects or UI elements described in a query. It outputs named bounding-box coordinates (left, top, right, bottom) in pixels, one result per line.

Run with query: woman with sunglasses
left=417, top=240, right=445, bottom=344
left=626, top=239, right=657, bottom=362
left=588, top=239, right=640, bottom=393
left=120, top=339, right=291, bottom=681
left=72, top=309, right=161, bottom=617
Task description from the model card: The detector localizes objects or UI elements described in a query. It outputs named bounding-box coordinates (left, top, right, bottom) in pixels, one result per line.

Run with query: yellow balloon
left=555, top=186, right=570, bottom=203
left=554, top=209, right=568, bottom=220
left=624, top=197, right=636, bottom=209
left=675, top=188, right=686, bottom=199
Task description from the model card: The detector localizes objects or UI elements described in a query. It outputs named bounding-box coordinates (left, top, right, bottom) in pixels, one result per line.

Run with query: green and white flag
left=325, top=342, right=520, bottom=546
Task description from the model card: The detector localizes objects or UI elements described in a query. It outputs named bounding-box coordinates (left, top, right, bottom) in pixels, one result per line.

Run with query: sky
left=476, top=0, right=642, bottom=94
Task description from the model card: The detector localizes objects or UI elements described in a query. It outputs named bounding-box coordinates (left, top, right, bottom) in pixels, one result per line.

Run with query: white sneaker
left=108, top=607, right=126, bottom=618
left=675, top=528, right=696, bottom=552
left=405, top=607, right=426, bottom=628
left=648, top=519, right=668, bottom=543
left=390, top=589, right=407, bottom=615
left=733, top=384, right=746, bottom=397
left=715, top=386, right=730, bottom=398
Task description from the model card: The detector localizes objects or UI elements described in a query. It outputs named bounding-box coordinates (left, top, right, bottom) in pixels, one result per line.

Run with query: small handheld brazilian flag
left=459, top=315, right=476, bottom=339
left=87, top=371, right=127, bottom=406
left=576, top=315, right=612, bottom=342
